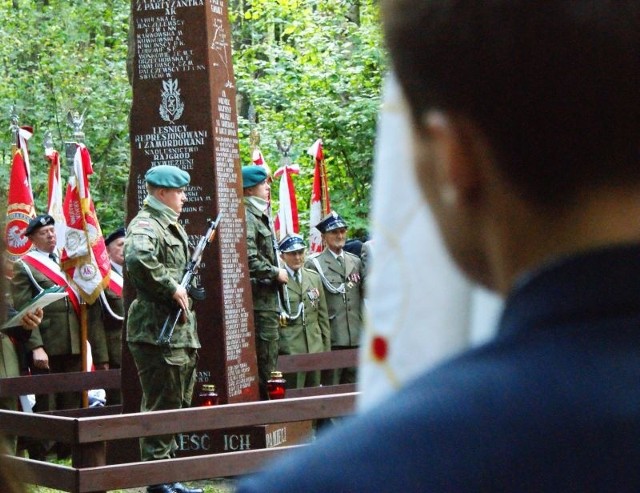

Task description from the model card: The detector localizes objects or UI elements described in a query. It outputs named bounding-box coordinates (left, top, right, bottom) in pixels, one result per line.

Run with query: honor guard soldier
left=125, top=166, right=203, bottom=493
left=242, top=165, right=289, bottom=400
left=101, top=227, right=125, bottom=405
left=277, top=234, right=330, bottom=388
left=11, top=214, right=108, bottom=460
left=305, top=211, right=365, bottom=385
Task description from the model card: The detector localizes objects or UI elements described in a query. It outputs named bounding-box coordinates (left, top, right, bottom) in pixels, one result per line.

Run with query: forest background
left=0, top=0, right=385, bottom=239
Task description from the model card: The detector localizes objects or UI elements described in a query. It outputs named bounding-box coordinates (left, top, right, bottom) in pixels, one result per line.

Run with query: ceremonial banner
left=60, top=144, right=110, bottom=304
left=273, top=164, right=300, bottom=241
left=252, top=148, right=269, bottom=171
left=358, top=73, right=503, bottom=411
left=307, top=139, right=330, bottom=253
left=46, top=147, right=67, bottom=249
left=5, top=127, right=36, bottom=261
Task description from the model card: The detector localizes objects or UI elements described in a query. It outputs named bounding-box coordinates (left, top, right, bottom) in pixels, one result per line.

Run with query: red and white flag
left=60, top=144, right=110, bottom=304
left=46, top=147, right=67, bottom=250
left=252, top=148, right=272, bottom=176
left=307, top=139, right=331, bottom=253
left=273, top=164, right=300, bottom=241
left=4, top=127, right=36, bottom=261
left=358, top=73, right=503, bottom=411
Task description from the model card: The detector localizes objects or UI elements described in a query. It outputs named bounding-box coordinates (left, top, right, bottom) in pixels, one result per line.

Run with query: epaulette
left=307, top=252, right=321, bottom=259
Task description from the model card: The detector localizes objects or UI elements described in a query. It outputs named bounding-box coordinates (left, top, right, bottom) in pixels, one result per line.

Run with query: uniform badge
left=347, top=272, right=360, bottom=284
left=307, top=288, right=320, bottom=307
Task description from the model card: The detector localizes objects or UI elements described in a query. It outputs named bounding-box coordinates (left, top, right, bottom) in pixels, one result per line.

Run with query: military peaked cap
left=105, top=227, right=125, bottom=246
left=315, top=211, right=348, bottom=233
left=25, top=214, right=55, bottom=236
left=242, top=165, right=268, bottom=188
left=279, top=234, right=306, bottom=253
left=145, top=165, right=190, bottom=188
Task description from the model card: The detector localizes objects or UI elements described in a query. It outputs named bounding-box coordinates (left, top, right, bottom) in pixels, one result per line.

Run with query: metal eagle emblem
left=159, top=78, right=184, bottom=123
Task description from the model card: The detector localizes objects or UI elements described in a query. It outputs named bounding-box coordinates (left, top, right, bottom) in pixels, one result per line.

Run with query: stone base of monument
left=174, top=420, right=314, bottom=456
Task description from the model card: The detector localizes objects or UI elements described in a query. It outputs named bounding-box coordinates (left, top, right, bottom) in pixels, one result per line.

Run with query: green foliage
left=0, top=0, right=131, bottom=234
left=0, top=0, right=385, bottom=239
left=231, top=0, right=385, bottom=238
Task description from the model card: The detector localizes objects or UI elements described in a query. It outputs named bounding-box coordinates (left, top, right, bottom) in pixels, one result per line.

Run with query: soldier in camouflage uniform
left=125, top=165, right=203, bottom=493
left=242, top=166, right=289, bottom=400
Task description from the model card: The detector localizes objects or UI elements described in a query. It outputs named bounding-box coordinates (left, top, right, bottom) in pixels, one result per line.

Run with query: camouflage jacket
left=244, top=198, right=280, bottom=313
left=125, top=199, right=199, bottom=348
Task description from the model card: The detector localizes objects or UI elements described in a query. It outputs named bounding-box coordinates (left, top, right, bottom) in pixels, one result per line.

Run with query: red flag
left=273, top=164, right=300, bottom=241
left=46, top=148, right=67, bottom=250
left=307, top=139, right=331, bottom=253
left=60, top=144, right=110, bottom=304
left=4, top=128, right=36, bottom=261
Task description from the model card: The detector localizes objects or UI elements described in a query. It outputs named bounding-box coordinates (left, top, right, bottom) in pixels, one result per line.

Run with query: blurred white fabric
left=358, top=73, right=503, bottom=411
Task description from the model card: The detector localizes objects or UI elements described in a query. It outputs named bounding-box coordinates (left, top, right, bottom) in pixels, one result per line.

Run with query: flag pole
left=9, top=106, right=19, bottom=156
left=319, top=145, right=331, bottom=215
left=65, top=110, right=89, bottom=408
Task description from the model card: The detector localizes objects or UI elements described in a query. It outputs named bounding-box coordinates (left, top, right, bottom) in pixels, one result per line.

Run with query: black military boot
left=171, top=483, right=204, bottom=493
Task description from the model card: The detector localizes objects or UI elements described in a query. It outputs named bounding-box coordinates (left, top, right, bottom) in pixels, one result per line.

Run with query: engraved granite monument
left=123, top=0, right=260, bottom=420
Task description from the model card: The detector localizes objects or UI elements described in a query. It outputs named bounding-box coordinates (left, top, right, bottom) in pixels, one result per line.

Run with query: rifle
left=156, top=212, right=223, bottom=346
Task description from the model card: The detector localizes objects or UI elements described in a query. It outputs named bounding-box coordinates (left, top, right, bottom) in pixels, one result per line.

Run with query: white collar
left=111, top=261, right=123, bottom=275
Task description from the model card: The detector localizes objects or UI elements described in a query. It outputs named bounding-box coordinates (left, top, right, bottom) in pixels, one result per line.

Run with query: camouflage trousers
left=254, top=310, right=280, bottom=400
left=128, top=342, right=198, bottom=461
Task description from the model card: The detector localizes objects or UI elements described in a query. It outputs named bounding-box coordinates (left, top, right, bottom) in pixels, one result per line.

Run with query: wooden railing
left=0, top=349, right=359, bottom=492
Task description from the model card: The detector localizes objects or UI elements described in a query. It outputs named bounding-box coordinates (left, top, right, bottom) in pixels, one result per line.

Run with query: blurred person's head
left=382, top=0, right=640, bottom=293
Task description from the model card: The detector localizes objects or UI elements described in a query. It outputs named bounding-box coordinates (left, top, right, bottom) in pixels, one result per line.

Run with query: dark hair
left=382, top=0, right=640, bottom=205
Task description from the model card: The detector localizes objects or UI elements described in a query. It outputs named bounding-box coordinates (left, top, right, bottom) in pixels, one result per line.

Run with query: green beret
left=242, top=165, right=268, bottom=188
left=145, top=165, right=190, bottom=188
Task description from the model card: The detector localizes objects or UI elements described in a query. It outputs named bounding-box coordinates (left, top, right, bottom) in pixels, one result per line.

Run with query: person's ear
left=422, top=111, right=487, bottom=207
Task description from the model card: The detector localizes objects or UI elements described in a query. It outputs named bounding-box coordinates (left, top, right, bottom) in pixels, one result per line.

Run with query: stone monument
left=116, top=1, right=312, bottom=463
left=123, top=0, right=259, bottom=418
